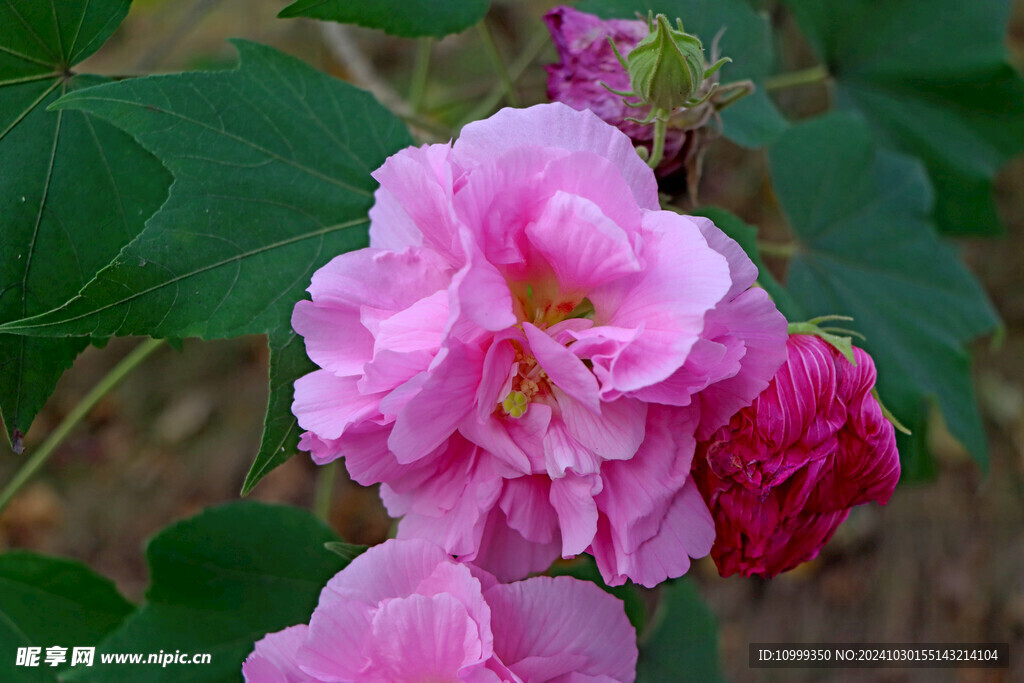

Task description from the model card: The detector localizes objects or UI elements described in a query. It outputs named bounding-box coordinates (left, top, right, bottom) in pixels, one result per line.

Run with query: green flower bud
left=609, top=14, right=731, bottom=112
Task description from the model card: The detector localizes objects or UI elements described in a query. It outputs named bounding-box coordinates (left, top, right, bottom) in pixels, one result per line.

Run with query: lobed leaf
left=770, top=113, right=999, bottom=472
left=278, top=0, right=490, bottom=38
left=0, top=40, right=413, bottom=488
left=66, top=501, right=352, bottom=682
left=637, top=578, right=723, bottom=682
left=784, top=0, right=1024, bottom=235
left=0, top=552, right=133, bottom=681
left=0, top=0, right=171, bottom=445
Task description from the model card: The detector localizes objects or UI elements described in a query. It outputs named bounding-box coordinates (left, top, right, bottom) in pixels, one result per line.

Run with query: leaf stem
left=457, top=26, right=550, bottom=129
left=477, top=19, right=520, bottom=107
left=757, top=240, right=799, bottom=258
left=765, top=65, right=830, bottom=92
left=0, top=338, right=164, bottom=516
left=408, top=38, right=433, bottom=114
left=313, top=461, right=338, bottom=522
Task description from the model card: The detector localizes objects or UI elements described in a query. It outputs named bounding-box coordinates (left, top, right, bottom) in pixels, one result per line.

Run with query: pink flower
left=691, top=334, right=901, bottom=578
left=242, top=538, right=638, bottom=682
left=544, top=7, right=689, bottom=171
left=292, top=102, right=787, bottom=587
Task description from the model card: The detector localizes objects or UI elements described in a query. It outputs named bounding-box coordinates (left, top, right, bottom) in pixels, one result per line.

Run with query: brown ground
left=1, top=1, right=1022, bottom=681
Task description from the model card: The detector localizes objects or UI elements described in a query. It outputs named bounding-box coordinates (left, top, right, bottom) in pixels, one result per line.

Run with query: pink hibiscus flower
left=691, top=334, right=901, bottom=578
left=292, top=103, right=787, bottom=587
left=242, top=538, right=638, bottom=682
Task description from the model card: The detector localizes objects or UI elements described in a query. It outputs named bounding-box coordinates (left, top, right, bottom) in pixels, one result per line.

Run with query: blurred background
left=1, top=1, right=1022, bottom=680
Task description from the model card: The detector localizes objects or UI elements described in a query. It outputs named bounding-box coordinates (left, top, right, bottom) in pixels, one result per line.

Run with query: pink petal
left=588, top=212, right=732, bottom=394
left=307, top=247, right=449, bottom=312
left=542, top=417, right=603, bottom=478
left=550, top=474, right=602, bottom=556
left=689, top=215, right=759, bottom=298
left=388, top=342, right=484, bottom=463
left=594, top=405, right=697, bottom=557
left=485, top=575, right=637, bottom=682
left=525, top=323, right=601, bottom=414
left=292, top=300, right=372, bottom=375
left=243, top=625, right=308, bottom=683
left=474, top=506, right=562, bottom=582
left=593, top=479, right=715, bottom=588
left=454, top=102, right=659, bottom=211
left=525, top=191, right=641, bottom=296
left=475, top=335, right=518, bottom=420
left=292, top=371, right=381, bottom=440
left=369, top=143, right=462, bottom=264
left=694, top=288, right=789, bottom=439
left=364, top=593, right=485, bottom=681
left=498, top=476, right=559, bottom=545
left=557, top=391, right=646, bottom=462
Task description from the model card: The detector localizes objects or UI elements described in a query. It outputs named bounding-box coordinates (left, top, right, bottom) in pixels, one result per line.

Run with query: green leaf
left=278, top=0, right=490, bottom=38
left=579, top=0, right=789, bottom=147
left=769, top=113, right=998, bottom=472
left=241, top=329, right=315, bottom=495
left=0, top=552, right=133, bottom=681
left=783, top=0, right=1024, bottom=234
left=637, top=578, right=723, bottom=683
left=0, top=40, right=412, bottom=485
left=0, top=0, right=171, bottom=444
left=693, top=206, right=804, bottom=321
left=323, top=541, right=369, bottom=563
left=67, top=501, right=351, bottom=682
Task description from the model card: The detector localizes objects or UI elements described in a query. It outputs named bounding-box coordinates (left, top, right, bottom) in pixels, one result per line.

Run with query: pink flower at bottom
left=691, top=334, right=901, bottom=578
left=242, top=538, right=638, bottom=682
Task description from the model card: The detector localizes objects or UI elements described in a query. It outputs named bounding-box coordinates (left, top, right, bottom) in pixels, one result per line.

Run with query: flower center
left=500, top=344, right=548, bottom=419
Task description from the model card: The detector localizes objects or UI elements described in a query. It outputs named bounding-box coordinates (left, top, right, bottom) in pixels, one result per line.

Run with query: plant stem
left=478, top=19, right=520, bottom=107
left=408, top=38, right=433, bottom=114
left=0, top=338, right=164, bottom=516
left=765, top=65, right=829, bottom=92
left=313, top=461, right=338, bottom=522
left=457, top=26, right=550, bottom=129
left=647, top=116, right=667, bottom=169
left=757, top=240, right=799, bottom=258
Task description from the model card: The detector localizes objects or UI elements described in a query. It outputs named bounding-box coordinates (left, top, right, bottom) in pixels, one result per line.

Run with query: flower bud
left=621, top=14, right=729, bottom=111
left=691, top=334, right=901, bottom=578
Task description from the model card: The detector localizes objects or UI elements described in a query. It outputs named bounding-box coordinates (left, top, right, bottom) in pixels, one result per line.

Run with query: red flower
left=692, top=334, right=900, bottom=577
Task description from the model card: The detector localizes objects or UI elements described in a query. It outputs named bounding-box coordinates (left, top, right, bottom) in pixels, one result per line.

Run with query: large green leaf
left=67, top=501, right=351, bottom=682
left=0, top=0, right=171, bottom=445
left=241, top=329, right=314, bottom=496
left=784, top=0, right=1024, bottom=235
left=637, top=578, right=723, bottom=683
left=278, top=0, right=490, bottom=38
left=0, top=40, right=413, bottom=488
left=0, top=552, right=133, bottom=681
left=770, top=114, right=998, bottom=470
left=579, top=0, right=789, bottom=148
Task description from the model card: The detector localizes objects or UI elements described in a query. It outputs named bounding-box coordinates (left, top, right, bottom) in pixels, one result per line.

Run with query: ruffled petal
left=486, top=576, right=637, bottom=682
left=454, top=102, right=659, bottom=211
left=243, top=625, right=308, bottom=683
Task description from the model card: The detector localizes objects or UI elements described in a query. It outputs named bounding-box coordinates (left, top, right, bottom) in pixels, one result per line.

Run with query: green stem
left=765, top=65, right=829, bottom=92
left=478, top=19, right=520, bottom=107
left=757, top=240, right=799, bottom=258
left=0, top=338, right=164, bottom=516
left=647, top=115, right=667, bottom=169
left=458, top=27, right=550, bottom=129
left=313, top=461, right=338, bottom=522
left=408, top=38, right=433, bottom=114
